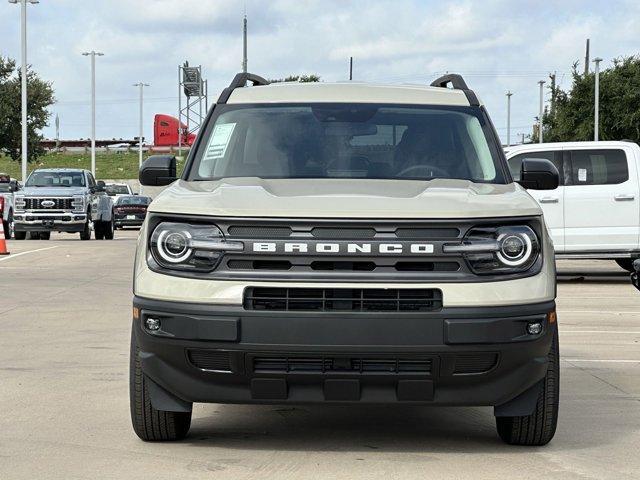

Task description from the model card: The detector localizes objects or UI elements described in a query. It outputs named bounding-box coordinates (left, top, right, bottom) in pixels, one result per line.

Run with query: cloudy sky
left=1, top=0, right=639, bottom=144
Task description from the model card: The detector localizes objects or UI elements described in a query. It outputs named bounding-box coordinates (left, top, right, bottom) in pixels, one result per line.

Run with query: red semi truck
left=153, top=114, right=196, bottom=147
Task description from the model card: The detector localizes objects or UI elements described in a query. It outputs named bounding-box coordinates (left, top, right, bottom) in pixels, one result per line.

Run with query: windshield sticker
left=204, top=123, right=236, bottom=161
left=578, top=168, right=587, bottom=182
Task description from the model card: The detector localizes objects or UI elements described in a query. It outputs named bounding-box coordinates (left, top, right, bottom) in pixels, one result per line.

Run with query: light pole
left=8, top=0, right=39, bottom=183
left=82, top=51, right=104, bottom=177
left=538, top=80, right=545, bottom=143
left=506, top=91, right=513, bottom=147
left=593, top=57, right=603, bottom=141
left=133, top=83, right=149, bottom=168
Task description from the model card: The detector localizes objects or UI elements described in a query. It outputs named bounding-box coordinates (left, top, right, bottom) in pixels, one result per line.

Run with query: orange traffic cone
left=0, top=221, right=9, bottom=255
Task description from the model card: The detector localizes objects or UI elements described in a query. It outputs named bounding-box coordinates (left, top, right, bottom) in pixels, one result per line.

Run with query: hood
left=19, top=186, right=86, bottom=197
left=149, top=178, right=542, bottom=219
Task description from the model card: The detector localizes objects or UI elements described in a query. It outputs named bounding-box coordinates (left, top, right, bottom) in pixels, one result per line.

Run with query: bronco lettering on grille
left=252, top=242, right=434, bottom=255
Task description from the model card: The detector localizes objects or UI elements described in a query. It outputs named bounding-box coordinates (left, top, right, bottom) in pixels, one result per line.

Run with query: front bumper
left=133, top=296, right=555, bottom=407
left=14, top=212, right=86, bottom=232
left=115, top=214, right=145, bottom=227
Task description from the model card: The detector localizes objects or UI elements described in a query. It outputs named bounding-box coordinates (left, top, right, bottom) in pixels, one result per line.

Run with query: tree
left=269, top=74, right=321, bottom=83
left=540, top=56, right=640, bottom=143
left=0, top=55, right=55, bottom=162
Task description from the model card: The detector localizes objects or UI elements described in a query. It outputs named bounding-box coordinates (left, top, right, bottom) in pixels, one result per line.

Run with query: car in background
left=505, top=141, right=640, bottom=272
left=105, top=183, right=134, bottom=200
left=13, top=168, right=114, bottom=240
left=0, top=174, right=20, bottom=239
left=113, top=195, right=151, bottom=229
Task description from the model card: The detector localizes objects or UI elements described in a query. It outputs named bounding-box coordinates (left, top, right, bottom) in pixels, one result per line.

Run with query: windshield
left=116, top=196, right=150, bottom=205
left=106, top=184, right=130, bottom=195
left=189, top=103, right=505, bottom=183
left=26, top=171, right=85, bottom=187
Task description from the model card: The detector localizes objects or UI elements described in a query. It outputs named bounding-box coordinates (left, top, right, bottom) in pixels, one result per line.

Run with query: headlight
left=14, top=195, right=25, bottom=210
left=443, top=225, right=540, bottom=274
left=149, top=222, right=243, bottom=272
left=72, top=195, right=84, bottom=212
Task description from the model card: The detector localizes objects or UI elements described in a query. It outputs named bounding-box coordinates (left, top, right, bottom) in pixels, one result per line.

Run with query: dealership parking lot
left=1, top=231, right=639, bottom=480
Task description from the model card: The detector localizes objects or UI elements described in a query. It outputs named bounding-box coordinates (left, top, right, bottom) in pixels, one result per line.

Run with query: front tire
left=129, top=329, right=191, bottom=441
left=496, top=328, right=559, bottom=446
left=3, top=210, right=13, bottom=239
left=14, top=230, right=26, bottom=240
left=95, top=221, right=105, bottom=240
left=80, top=215, right=92, bottom=240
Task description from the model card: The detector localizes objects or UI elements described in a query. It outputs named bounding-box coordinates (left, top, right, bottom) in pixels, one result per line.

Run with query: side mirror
left=96, top=180, right=106, bottom=192
left=140, top=155, right=177, bottom=186
left=9, top=180, right=19, bottom=192
left=518, top=158, right=559, bottom=190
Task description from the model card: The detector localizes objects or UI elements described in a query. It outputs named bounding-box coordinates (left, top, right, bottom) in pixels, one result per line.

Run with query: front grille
left=228, top=226, right=293, bottom=238
left=187, top=350, right=232, bottom=371
left=311, top=227, right=376, bottom=239
left=252, top=355, right=433, bottom=375
left=453, top=353, right=499, bottom=374
left=25, top=198, right=73, bottom=210
left=244, top=287, right=443, bottom=312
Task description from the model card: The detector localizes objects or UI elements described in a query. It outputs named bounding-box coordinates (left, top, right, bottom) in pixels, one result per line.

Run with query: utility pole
left=349, top=57, right=353, bottom=81
left=506, top=91, right=513, bottom=147
left=82, top=51, right=104, bottom=177
left=133, top=83, right=150, bottom=169
left=593, top=57, right=603, bottom=141
left=549, top=72, right=556, bottom=116
left=242, top=14, right=248, bottom=73
left=584, top=39, right=590, bottom=76
left=55, top=113, right=60, bottom=151
left=538, top=80, right=545, bottom=143
left=8, top=0, right=39, bottom=183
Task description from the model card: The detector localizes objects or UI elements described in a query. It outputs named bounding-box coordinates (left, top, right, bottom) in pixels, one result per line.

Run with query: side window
left=507, top=151, right=562, bottom=183
left=86, top=173, right=96, bottom=188
left=569, top=149, right=629, bottom=185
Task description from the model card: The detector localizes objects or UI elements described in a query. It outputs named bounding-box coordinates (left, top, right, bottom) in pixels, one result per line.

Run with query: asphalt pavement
left=0, top=230, right=638, bottom=479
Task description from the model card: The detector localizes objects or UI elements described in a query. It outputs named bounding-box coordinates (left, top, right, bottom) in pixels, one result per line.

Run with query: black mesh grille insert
left=395, top=261, right=460, bottom=272
left=227, top=260, right=292, bottom=270
left=228, top=226, right=292, bottom=238
left=188, top=350, right=232, bottom=372
left=310, top=261, right=376, bottom=271
left=253, top=355, right=432, bottom=375
left=25, top=198, right=74, bottom=210
left=244, top=287, right=443, bottom=312
left=311, top=227, right=376, bottom=239
left=395, top=227, right=460, bottom=239
left=453, top=353, right=498, bottom=374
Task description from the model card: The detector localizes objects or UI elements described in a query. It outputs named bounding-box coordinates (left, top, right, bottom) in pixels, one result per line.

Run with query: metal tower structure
left=178, top=61, right=208, bottom=156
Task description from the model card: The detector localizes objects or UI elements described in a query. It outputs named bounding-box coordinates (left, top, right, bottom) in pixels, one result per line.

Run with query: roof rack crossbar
left=429, top=73, right=479, bottom=107
left=217, top=72, right=270, bottom=104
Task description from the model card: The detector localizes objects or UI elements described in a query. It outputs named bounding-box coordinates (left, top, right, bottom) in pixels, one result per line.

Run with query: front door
left=563, top=147, right=639, bottom=251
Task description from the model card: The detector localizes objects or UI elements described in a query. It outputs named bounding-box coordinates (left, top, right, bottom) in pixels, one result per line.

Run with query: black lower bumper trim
left=133, top=296, right=556, bottom=407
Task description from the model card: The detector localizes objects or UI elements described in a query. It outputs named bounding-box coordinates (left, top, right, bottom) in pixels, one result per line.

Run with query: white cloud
left=0, top=0, right=638, bottom=143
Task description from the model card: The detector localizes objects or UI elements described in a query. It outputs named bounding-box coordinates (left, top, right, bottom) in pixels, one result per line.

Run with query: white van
left=505, top=141, right=640, bottom=271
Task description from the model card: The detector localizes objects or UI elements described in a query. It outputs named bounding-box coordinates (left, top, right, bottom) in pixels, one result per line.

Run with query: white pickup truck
left=505, top=141, right=640, bottom=271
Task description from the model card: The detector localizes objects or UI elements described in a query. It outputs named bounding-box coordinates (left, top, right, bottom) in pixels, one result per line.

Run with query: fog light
left=145, top=317, right=161, bottom=331
left=527, top=322, right=543, bottom=335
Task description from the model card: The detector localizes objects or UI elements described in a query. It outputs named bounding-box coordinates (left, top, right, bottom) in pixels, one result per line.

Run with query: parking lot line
left=563, top=358, right=640, bottom=363
left=562, top=330, right=640, bottom=334
left=0, top=246, right=58, bottom=262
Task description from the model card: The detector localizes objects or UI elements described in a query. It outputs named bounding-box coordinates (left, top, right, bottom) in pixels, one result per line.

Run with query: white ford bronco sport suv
left=131, top=73, right=560, bottom=445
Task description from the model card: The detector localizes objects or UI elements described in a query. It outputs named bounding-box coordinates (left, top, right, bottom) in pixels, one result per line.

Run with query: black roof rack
left=217, top=72, right=270, bottom=104
left=430, top=74, right=479, bottom=107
